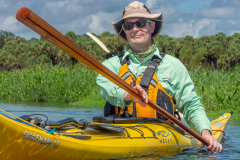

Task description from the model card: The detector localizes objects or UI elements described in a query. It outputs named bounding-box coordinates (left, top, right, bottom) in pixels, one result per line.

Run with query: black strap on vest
left=118, top=52, right=130, bottom=66
left=140, top=53, right=165, bottom=91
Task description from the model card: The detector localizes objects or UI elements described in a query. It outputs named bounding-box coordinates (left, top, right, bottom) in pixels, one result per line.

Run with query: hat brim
left=112, top=13, right=163, bottom=41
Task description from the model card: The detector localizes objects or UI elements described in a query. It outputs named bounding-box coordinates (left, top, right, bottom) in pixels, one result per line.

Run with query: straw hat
left=112, top=1, right=163, bottom=41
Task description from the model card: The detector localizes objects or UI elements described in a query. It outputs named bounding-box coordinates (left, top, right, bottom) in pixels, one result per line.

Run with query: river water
left=0, top=101, right=239, bottom=160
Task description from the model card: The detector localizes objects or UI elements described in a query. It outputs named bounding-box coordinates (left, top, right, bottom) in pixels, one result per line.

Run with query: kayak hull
left=0, top=110, right=231, bottom=160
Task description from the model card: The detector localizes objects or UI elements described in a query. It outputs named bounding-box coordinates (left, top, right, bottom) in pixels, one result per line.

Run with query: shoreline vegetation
left=0, top=30, right=239, bottom=119
left=0, top=64, right=239, bottom=119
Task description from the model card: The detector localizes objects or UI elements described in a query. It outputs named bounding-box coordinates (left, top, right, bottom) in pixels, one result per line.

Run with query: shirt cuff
left=115, top=88, right=129, bottom=107
left=200, top=128, right=212, bottom=135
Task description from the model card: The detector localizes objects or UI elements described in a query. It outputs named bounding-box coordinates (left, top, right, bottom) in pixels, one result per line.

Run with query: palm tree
left=215, top=32, right=226, bottom=37
left=194, top=47, right=207, bottom=64
left=231, top=33, right=240, bottom=39
left=65, top=31, right=77, bottom=42
left=157, top=40, right=166, bottom=53
left=227, top=46, right=239, bottom=67
left=15, top=37, right=27, bottom=44
left=209, top=45, right=223, bottom=70
left=39, top=41, right=58, bottom=65
left=14, top=42, right=27, bottom=56
left=56, top=50, right=71, bottom=64
left=217, top=54, right=229, bottom=69
left=184, top=35, right=194, bottom=46
left=17, top=53, right=28, bottom=69
left=0, top=30, right=15, bottom=48
left=199, top=36, right=210, bottom=44
left=65, top=31, right=77, bottom=65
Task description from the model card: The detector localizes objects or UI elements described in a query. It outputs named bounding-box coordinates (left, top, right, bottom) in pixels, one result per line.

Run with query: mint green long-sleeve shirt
left=96, top=48, right=211, bottom=134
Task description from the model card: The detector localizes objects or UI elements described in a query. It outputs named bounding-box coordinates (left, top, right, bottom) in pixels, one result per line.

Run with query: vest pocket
left=157, top=90, right=174, bottom=120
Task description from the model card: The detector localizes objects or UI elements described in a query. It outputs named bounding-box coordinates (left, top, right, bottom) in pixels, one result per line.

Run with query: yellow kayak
left=0, top=109, right=231, bottom=160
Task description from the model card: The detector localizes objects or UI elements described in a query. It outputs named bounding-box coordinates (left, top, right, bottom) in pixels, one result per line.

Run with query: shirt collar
left=121, top=47, right=163, bottom=64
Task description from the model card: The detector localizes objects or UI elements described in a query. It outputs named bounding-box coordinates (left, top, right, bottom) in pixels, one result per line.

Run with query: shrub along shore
left=0, top=64, right=239, bottom=118
left=0, top=64, right=99, bottom=103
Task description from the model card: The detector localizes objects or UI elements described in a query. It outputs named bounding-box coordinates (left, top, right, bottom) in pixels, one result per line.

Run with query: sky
left=1, top=0, right=240, bottom=40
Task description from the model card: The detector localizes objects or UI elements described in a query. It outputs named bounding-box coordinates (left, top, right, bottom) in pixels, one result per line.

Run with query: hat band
left=123, top=9, right=150, bottom=17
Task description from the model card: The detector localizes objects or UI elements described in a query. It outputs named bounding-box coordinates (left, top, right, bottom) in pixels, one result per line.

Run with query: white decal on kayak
left=214, top=122, right=223, bottom=128
left=53, top=140, right=60, bottom=148
left=23, top=131, right=59, bottom=148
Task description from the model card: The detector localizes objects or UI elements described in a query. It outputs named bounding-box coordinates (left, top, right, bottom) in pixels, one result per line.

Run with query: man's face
left=123, top=17, right=155, bottom=46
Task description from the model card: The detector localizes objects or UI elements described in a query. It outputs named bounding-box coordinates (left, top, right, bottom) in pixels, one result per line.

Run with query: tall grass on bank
left=0, top=64, right=99, bottom=102
left=190, top=66, right=240, bottom=113
left=0, top=63, right=239, bottom=113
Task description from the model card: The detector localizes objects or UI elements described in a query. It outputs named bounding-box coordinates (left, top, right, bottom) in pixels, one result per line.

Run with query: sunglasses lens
left=123, top=19, right=148, bottom=30
left=124, top=22, right=134, bottom=30
left=136, top=19, right=146, bottom=28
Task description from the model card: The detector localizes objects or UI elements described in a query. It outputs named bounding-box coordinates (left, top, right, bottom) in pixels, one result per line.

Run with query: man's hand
left=200, top=129, right=222, bottom=153
left=124, top=80, right=148, bottom=107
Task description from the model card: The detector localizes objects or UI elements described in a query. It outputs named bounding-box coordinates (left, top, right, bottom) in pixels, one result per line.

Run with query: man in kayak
left=96, top=1, right=221, bottom=153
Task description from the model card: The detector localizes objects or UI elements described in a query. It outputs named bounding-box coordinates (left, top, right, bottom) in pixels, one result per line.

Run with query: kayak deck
left=0, top=109, right=232, bottom=160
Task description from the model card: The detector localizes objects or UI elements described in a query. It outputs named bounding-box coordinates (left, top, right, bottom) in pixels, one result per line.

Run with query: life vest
left=104, top=53, right=176, bottom=123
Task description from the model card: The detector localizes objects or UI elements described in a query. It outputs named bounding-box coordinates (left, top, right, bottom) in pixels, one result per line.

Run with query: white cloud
left=65, top=1, right=84, bottom=15
left=87, top=11, right=119, bottom=34
left=228, top=20, right=235, bottom=24
left=45, top=1, right=67, bottom=8
left=230, top=30, right=240, bottom=36
left=189, top=20, right=195, bottom=27
left=168, top=19, right=220, bottom=38
left=0, top=16, right=24, bottom=32
left=199, top=7, right=239, bottom=19
left=43, top=0, right=85, bottom=18
left=44, top=1, right=71, bottom=15
left=17, top=31, right=41, bottom=40
left=52, top=11, right=119, bottom=36
left=1, top=0, right=240, bottom=39
left=145, top=0, right=158, bottom=9
left=155, top=6, right=179, bottom=22
left=0, top=0, right=7, bottom=9
left=89, top=15, right=105, bottom=34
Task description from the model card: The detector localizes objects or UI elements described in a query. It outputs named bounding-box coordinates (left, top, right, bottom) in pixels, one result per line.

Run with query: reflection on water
left=0, top=101, right=239, bottom=160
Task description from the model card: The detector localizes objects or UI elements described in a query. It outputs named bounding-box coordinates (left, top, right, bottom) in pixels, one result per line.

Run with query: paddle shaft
left=16, top=8, right=209, bottom=146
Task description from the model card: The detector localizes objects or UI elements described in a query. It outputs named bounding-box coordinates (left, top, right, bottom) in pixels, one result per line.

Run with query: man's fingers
left=138, top=101, right=146, bottom=107
left=213, top=141, right=218, bottom=152
left=207, top=141, right=222, bottom=153
left=134, top=85, right=148, bottom=103
left=215, top=143, right=222, bottom=152
left=199, top=143, right=204, bottom=148
left=135, top=85, right=143, bottom=93
left=200, top=136, right=222, bottom=153
left=207, top=142, right=214, bottom=150
left=143, top=91, right=148, bottom=103
left=126, top=84, right=148, bottom=106
left=130, top=80, right=133, bottom=86
left=138, top=88, right=148, bottom=103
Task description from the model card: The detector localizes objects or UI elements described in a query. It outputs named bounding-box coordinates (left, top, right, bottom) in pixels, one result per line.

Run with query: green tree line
left=0, top=30, right=240, bottom=71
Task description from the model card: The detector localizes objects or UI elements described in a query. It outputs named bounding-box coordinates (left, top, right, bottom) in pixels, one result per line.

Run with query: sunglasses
left=122, top=19, right=152, bottom=30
